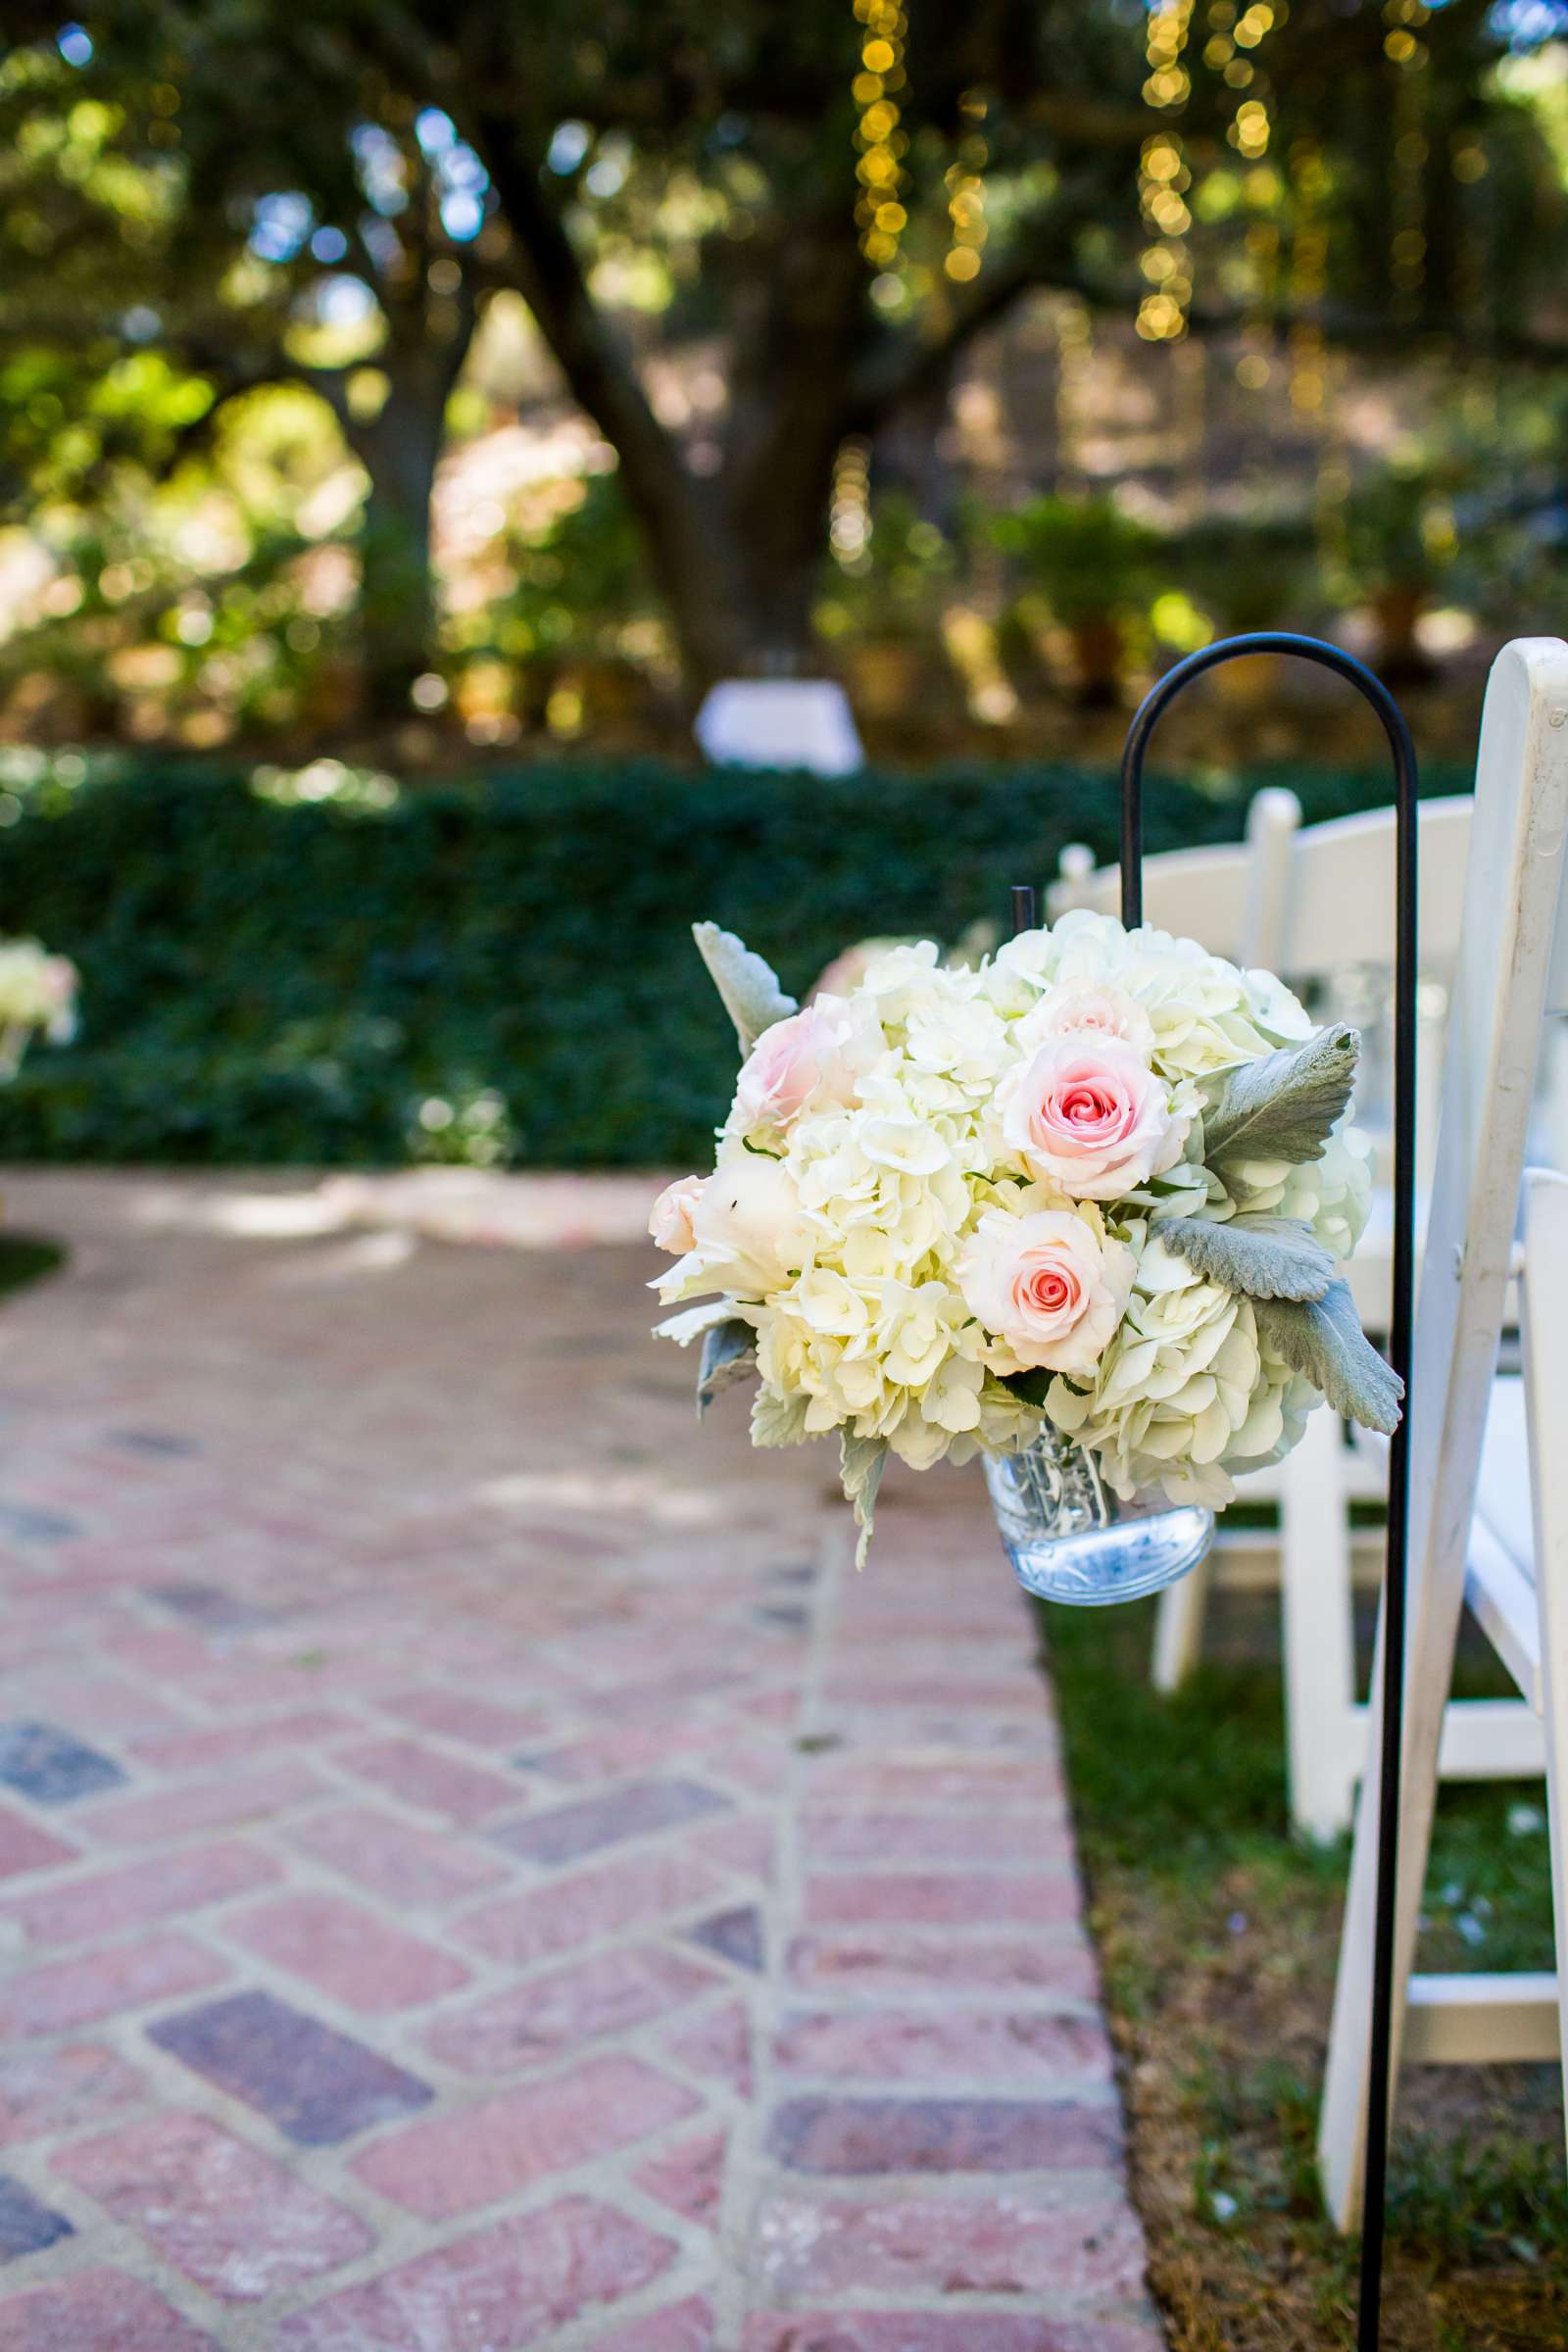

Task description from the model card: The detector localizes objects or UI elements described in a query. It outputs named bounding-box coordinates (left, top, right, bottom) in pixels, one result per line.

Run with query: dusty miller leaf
left=1252, top=1279, right=1404, bottom=1434
left=1156, top=1213, right=1336, bottom=1303
left=751, top=1385, right=812, bottom=1447
left=1201, top=1026, right=1359, bottom=1168
left=692, top=921, right=798, bottom=1052
left=655, top=1300, right=734, bottom=1347
left=840, top=1432, right=888, bottom=1570
left=697, top=1319, right=757, bottom=1417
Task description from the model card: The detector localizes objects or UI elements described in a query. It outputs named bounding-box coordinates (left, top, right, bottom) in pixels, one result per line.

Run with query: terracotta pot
left=1068, top=617, right=1125, bottom=708
left=1370, top=585, right=1432, bottom=681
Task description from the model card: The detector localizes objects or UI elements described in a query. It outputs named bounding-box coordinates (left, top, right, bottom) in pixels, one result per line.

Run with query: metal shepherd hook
left=1015, top=632, right=1419, bottom=2352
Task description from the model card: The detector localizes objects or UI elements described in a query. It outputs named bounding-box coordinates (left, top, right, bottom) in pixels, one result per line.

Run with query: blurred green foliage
left=0, top=749, right=1469, bottom=1169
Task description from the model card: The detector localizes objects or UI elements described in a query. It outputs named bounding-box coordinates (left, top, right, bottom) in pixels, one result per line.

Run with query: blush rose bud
left=1001, top=1035, right=1188, bottom=1200
left=956, top=1208, right=1136, bottom=1375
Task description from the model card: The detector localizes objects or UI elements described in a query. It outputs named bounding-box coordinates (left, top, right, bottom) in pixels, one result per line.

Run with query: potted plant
left=991, top=494, right=1162, bottom=708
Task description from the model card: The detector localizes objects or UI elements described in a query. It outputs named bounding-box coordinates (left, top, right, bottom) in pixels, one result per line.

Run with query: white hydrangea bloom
left=1225, top=1117, right=1373, bottom=1262
left=653, top=906, right=1384, bottom=1544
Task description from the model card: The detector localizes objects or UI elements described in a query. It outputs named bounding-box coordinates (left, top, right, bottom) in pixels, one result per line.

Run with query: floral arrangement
left=652, top=913, right=1400, bottom=1562
left=0, top=939, right=77, bottom=1077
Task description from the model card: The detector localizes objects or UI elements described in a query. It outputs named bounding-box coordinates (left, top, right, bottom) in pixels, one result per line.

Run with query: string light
left=1386, top=0, right=1431, bottom=322
left=944, top=91, right=989, bottom=284
left=1288, top=133, right=1328, bottom=416
left=853, top=0, right=908, bottom=270
left=1137, top=1, right=1196, bottom=341
left=1219, top=1, right=1284, bottom=392
left=830, top=438, right=873, bottom=572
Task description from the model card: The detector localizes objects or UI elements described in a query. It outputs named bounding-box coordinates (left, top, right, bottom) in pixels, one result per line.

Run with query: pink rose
left=1020, top=982, right=1153, bottom=1059
left=734, top=996, right=873, bottom=1132
left=1001, top=1035, right=1187, bottom=1200
left=649, top=1175, right=704, bottom=1253
left=956, top=1208, right=1135, bottom=1374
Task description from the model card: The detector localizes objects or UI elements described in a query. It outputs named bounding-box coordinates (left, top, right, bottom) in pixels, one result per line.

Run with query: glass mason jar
left=983, top=1424, right=1213, bottom=1606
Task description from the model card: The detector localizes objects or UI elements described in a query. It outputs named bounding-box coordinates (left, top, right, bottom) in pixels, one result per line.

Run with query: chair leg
left=1281, top=1410, right=1359, bottom=1841
left=1152, top=1550, right=1211, bottom=1692
left=1317, top=1522, right=1468, bottom=2229
left=1544, top=1637, right=1568, bottom=2178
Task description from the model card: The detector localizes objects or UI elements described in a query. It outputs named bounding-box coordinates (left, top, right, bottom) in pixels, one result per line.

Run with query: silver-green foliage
left=1252, top=1280, right=1404, bottom=1434
left=840, top=1432, right=887, bottom=1569
left=692, top=921, right=797, bottom=1052
left=1156, top=1212, right=1336, bottom=1302
left=697, top=1318, right=757, bottom=1415
left=1201, top=1026, right=1359, bottom=1167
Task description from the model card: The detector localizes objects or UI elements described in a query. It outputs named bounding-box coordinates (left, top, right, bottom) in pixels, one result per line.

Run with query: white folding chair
left=1047, top=782, right=1300, bottom=966
left=1318, top=635, right=1568, bottom=2227
left=1148, top=793, right=1550, bottom=1842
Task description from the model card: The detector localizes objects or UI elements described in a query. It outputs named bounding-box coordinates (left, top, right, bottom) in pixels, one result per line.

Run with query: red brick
left=0, top=2267, right=219, bottom=2351
left=354, top=2053, right=701, bottom=2220
left=107, top=1626, right=215, bottom=1677
left=803, top=1812, right=1071, bottom=1866
left=227, top=1890, right=470, bottom=2012
left=803, top=1873, right=1077, bottom=1929
left=806, top=1755, right=1065, bottom=1809
left=426, top=1943, right=716, bottom=2074
left=774, top=2009, right=1112, bottom=2087
left=585, top=2296, right=716, bottom=2352
left=275, top=2195, right=675, bottom=2352
left=532, top=1719, right=734, bottom=1785
left=17, top=1672, right=189, bottom=1742
left=379, top=1687, right=546, bottom=1747
left=129, top=1707, right=349, bottom=1773
left=0, top=1933, right=225, bottom=2040
left=754, top=2190, right=1146, bottom=2299
left=288, top=1801, right=506, bottom=1907
left=743, top=2318, right=1164, bottom=2352
left=53, top=2111, right=372, bottom=2300
left=824, top=1677, right=1046, bottom=1711
left=768, top=2095, right=1120, bottom=2177
left=456, top=1848, right=727, bottom=1967
left=576, top=1666, right=750, bottom=1718
left=0, top=2041, right=145, bottom=2146
left=663, top=1995, right=755, bottom=2098
left=689, top=1813, right=776, bottom=1883
left=74, top=1759, right=324, bottom=1847
left=493, top=1777, right=730, bottom=1866
left=788, top=1934, right=1099, bottom=2002
left=633, top=2124, right=727, bottom=2224
left=0, top=1803, right=74, bottom=1882
left=1, top=1839, right=276, bottom=1948
left=339, top=1735, right=520, bottom=1824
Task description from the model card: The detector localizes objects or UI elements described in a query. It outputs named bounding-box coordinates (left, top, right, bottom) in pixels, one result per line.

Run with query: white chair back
left=1272, top=798, right=1475, bottom=1200
left=1047, top=784, right=1300, bottom=969
left=1318, top=636, right=1568, bottom=2226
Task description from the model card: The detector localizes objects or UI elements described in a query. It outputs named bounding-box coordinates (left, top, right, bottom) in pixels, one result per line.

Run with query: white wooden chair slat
left=1151, top=780, right=1532, bottom=1842
left=1047, top=784, right=1300, bottom=969
left=1272, top=795, right=1475, bottom=975
left=1317, top=640, right=1568, bottom=2227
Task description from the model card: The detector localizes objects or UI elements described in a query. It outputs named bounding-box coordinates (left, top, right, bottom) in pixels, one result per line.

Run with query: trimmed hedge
left=0, top=755, right=1467, bottom=1168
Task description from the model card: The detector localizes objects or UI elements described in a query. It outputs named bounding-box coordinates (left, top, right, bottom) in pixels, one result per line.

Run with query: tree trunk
left=349, top=385, right=443, bottom=726
left=310, top=274, right=477, bottom=728
left=636, top=467, right=833, bottom=694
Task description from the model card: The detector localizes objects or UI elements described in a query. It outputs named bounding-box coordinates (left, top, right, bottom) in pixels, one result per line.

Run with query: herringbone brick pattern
left=0, top=1172, right=1163, bottom=2350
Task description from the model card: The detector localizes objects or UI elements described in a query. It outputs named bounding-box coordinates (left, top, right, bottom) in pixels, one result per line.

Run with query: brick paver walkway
left=0, top=1171, right=1163, bottom=2351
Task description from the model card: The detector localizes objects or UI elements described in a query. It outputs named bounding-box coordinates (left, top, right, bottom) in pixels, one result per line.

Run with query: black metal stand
left=1017, top=632, right=1418, bottom=2352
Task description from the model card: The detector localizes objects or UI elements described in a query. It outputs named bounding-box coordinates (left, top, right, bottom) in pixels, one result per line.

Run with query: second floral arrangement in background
left=651, top=910, right=1399, bottom=1564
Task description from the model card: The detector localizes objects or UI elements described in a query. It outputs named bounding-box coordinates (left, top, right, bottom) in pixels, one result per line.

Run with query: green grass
left=1039, top=1589, right=1565, bottom=2350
